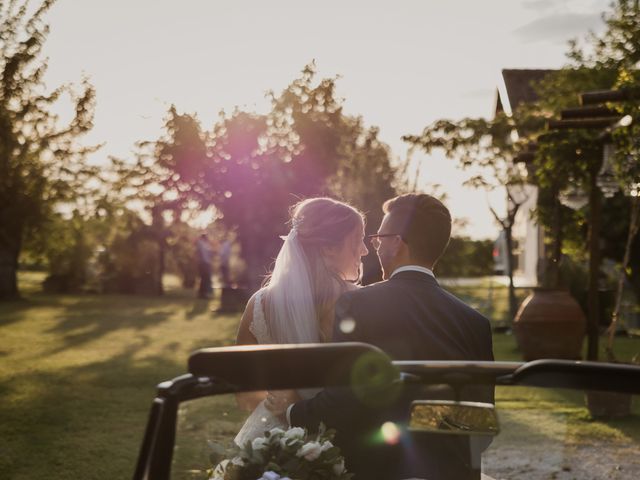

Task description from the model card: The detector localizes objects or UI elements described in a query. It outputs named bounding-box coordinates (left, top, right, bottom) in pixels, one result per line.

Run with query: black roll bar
left=133, top=344, right=640, bottom=480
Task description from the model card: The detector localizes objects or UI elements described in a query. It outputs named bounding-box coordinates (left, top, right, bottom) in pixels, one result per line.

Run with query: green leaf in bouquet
left=321, top=446, right=340, bottom=462
left=264, top=460, right=280, bottom=472
left=207, top=440, right=229, bottom=466
left=281, top=456, right=303, bottom=473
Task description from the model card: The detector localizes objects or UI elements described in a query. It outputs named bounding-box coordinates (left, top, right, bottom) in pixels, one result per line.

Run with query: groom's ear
left=394, top=238, right=411, bottom=261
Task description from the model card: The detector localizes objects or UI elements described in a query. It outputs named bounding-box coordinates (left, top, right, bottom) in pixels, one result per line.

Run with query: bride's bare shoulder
left=236, top=289, right=266, bottom=345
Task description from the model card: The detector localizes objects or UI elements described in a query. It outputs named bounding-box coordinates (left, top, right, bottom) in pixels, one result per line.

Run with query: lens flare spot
left=381, top=421, right=400, bottom=445
left=261, top=417, right=267, bottom=423
left=224, top=191, right=232, bottom=198
left=339, top=317, right=356, bottom=334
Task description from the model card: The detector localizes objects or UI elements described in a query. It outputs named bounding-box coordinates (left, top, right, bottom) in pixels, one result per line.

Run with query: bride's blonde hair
left=264, top=197, right=365, bottom=342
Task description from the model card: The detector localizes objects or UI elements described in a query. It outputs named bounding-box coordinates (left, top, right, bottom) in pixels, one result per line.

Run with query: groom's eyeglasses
left=366, top=233, right=403, bottom=250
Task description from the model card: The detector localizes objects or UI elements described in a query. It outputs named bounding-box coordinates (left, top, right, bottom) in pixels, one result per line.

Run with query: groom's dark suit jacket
left=290, top=270, right=494, bottom=480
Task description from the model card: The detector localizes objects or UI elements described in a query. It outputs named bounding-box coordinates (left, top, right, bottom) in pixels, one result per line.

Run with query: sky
left=41, top=0, right=611, bottom=239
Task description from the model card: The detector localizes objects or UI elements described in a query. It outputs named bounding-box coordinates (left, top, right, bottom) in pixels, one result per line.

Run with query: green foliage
left=39, top=212, right=93, bottom=293
left=403, top=113, right=519, bottom=179
left=0, top=0, right=97, bottom=299
left=402, top=96, right=530, bottom=320
left=529, top=0, right=640, bottom=300
left=404, top=1, right=640, bottom=300
left=436, top=237, right=494, bottom=278
left=107, top=107, right=211, bottom=294
left=114, top=63, right=401, bottom=292
left=327, top=118, right=399, bottom=283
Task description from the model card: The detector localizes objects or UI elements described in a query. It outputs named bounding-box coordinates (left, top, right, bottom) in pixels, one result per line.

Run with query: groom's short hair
left=383, top=193, right=452, bottom=266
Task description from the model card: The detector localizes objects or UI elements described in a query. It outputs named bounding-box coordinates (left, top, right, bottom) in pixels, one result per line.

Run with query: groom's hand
left=265, top=390, right=299, bottom=422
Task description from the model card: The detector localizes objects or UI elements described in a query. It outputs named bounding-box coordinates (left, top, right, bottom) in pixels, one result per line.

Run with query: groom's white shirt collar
left=390, top=264, right=435, bottom=279
left=286, top=264, right=435, bottom=427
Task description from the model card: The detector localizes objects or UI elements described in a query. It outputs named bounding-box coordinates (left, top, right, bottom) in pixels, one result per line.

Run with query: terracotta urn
left=513, top=288, right=586, bottom=361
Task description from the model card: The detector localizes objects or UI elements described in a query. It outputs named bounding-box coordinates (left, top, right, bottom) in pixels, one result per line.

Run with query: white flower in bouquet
left=209, top=423, right=353, bottom=480
left=258, top=471, right=291, bottom=480
left=296, top=441, right=323, bottom=461
left=333, top=459, right=346, bottom=475
left=321, top=440, right=333, bottom=452
left=279, top=426, right=306, bottom=449
left=251, top=436, right=268, bottom=451
left=283, top=426, right=305, bottom=440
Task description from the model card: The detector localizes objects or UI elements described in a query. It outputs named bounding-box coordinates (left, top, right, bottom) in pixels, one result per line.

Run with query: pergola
left=518, top=87, right=637, bottom=361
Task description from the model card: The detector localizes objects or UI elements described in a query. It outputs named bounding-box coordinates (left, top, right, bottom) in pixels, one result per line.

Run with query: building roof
left=496, top=69, right=556, bottom=116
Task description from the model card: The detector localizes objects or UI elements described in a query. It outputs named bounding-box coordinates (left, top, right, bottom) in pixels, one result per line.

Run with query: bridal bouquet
left=209, top=424, right=353, bottom=480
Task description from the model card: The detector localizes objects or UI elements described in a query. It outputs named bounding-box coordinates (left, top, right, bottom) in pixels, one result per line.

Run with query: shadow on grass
left=15, top=293, right=231, bottom=350
left=186, top=298, right=213, bottom=320
left=43, top=296, right=176, bottom=354
left=0, top=295, right=48, bottom=328
left=0, top=345, right=187, bottom=480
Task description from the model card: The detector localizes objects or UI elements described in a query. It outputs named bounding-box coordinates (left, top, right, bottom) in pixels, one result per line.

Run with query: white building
left=494, top=69, right=555, bottom=287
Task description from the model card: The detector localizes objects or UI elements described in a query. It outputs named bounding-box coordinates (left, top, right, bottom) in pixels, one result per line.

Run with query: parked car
left=492, top=231, right=509, bottom=275
left=134, top=343, right=640, bottom=480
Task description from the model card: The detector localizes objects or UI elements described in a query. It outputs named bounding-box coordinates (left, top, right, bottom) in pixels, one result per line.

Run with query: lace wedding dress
left=233, top=289, right=318, bottom=446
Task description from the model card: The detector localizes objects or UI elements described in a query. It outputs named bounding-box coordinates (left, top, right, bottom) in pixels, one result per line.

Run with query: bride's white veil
left=265, top=226, right=320, bottom=344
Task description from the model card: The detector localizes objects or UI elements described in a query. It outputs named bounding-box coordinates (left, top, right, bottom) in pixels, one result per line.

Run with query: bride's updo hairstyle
left=291, top=196, right=365, bottom=281
left=264, top=197, right=365, bottom=343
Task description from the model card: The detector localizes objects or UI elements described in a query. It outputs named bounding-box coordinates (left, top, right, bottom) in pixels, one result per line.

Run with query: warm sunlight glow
left=42, top=0, right=610, bottom=239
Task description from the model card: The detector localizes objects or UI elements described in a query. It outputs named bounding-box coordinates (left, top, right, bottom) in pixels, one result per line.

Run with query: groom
left=267, top=193, right=494, bottom=479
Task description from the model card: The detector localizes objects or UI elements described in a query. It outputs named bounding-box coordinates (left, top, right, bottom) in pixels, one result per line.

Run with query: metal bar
left=581, top=88, right=636, bottom=105
left=560, top=105, right=617, bottom=119
left=147, top=396, right=178, bottom=480
left=509, top=359, right=640, bottom=394
left=132, top=398, right=164, bottom=480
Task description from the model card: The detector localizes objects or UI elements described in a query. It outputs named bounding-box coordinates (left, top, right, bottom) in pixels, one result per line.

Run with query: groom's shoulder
left=336, top=281, right=390, bottom=318
left=341, top=279, right=392, bottom=302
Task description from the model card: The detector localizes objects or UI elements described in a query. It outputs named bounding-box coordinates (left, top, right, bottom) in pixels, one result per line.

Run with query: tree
left=436, top=237, right=494, bottom=278
left=206, top=109, right=289, bottom=292
left=527, top=0, right=640, bottom=360
left=403, top=113, right=529, bottom=323
left=207, top=65, right=401, bottom=291
left=107, top=64, right=402, bottom=294
left=111, top=106, right=209, bottom=294
left=0, top=0, right=96, bottom=299
left=327, top=117, right=400, bottom=283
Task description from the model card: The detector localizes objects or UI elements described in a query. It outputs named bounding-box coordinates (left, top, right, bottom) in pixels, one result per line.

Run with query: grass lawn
left=1, top=272, right=639, bottom=479
left=0, top=272, right=238, bottom=479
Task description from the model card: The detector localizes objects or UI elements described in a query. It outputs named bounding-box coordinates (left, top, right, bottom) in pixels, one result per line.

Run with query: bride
left=234, top=197, right=369, bottom=445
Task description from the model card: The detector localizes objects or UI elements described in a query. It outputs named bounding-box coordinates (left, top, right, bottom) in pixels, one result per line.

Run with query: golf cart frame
left=133, top=342, right=640, bottom=480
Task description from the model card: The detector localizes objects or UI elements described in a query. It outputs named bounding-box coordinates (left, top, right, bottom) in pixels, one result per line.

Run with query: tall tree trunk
left=151, top=206, right=165, bottom=296
left=157, top=239, right=165, bottom=296
left=504, top=225, right=518, bottom=323
left=0, top=223, right=23, bottom=300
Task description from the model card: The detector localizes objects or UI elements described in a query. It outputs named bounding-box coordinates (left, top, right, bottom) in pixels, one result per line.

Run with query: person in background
left=196, top=233, right=214, bottom=299
left=219, top=236, right=232, bottom=288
